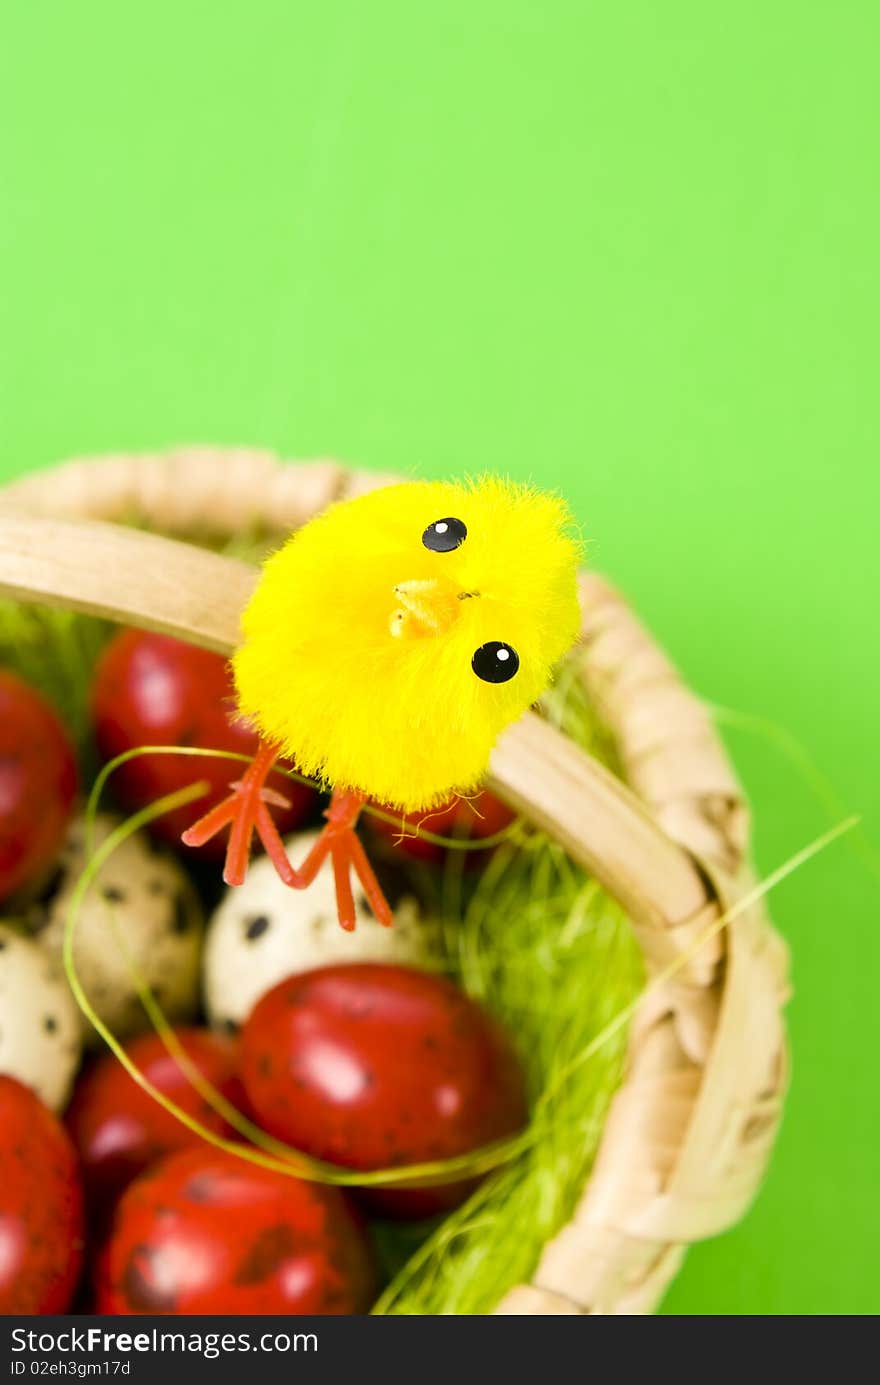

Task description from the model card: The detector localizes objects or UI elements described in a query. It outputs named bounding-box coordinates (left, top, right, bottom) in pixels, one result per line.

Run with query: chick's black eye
left=472, top=642, right=519, bottom=684
left=422, top=516, right=467, bottom=552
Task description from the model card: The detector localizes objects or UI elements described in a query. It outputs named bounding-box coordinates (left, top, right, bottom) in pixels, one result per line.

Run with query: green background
left=1, top=2, right=877, bottom=1314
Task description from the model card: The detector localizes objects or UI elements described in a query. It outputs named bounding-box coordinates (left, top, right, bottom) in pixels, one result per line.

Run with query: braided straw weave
left=0, top=447, right=790, bottom=1315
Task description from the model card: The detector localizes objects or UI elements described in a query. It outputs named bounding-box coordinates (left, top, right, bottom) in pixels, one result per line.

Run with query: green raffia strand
left=32, top=603, right=862, bottom=1312
left=374, top=669, right=642, bottom=1314
left=0, top=601, right=110, bottom=762
left=374, top=867, right=640, bottom=1313
left=539, top=653, right=622, bottom=773
left=373, top=812, right=860, bottom=1315
left=74, top=766, right=529, bottom=1188
left=73, top=660, right=643, bottom=1311
left=86, top=743, right=524, bottom=855
left=70, top=749, right=857, bottom=1313
left=708, top=702, right=880, bottom=886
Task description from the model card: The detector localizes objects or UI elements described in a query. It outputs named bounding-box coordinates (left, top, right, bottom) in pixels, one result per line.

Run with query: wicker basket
left=0, top=447, right=790, bottom=1315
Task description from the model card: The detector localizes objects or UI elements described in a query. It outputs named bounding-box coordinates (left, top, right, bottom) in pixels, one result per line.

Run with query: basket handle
left=0, top=498, right=713, bottom=941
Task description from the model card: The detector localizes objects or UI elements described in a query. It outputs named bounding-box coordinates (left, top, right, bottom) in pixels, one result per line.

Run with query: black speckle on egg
left=102, top=885, right=126, bottom=904
left=244, top=914, right=270, bottom=942
left=184, top=1174, right=217, bottom=1204
left=422, top=516, right=467, bottom=552
left=121, top=1248, right=180, bottom=1313
left=234, top=1224, right=297, bottom=1286
left=43, top=1015, right=58, bottom=1034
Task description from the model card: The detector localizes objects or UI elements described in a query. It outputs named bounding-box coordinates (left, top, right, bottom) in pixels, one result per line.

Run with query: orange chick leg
left=181, top=744, right=394, bottom=930
left=317, top=790, right=395, bottom=932
left=181, top=738, right=293, bottom=886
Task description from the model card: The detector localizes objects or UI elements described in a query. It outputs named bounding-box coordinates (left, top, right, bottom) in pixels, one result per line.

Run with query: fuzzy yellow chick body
left=233, top=477, right=581, bottom=811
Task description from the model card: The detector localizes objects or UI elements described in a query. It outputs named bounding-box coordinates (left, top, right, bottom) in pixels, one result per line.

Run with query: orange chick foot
left=319, top=792, right=395, bottom=931
left=181, top=739, right=297, bottom=887
left=180, top=748, right=394, bottom=931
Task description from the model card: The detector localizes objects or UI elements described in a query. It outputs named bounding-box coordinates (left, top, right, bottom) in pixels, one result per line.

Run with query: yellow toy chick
left=183, top=476, right=581, bottom=930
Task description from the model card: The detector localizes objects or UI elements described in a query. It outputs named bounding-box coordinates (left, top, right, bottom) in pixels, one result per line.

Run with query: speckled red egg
left=67, top=1027, right=245, bottom=1224
left=0, top=1074, right=85, bottom=1313
left=239, top=963, right=528, bottom=1218
left=0, top=671, right=77, bottom=902
left=91, top=630, right=316, bottom=857
left=96, top=1147, right=377, bottom=1315
left=368, top=789, right=516, bottom=865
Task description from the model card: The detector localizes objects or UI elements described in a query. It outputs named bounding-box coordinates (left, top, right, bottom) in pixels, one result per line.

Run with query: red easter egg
left=239, top=963, right=527, bottom=1219
left=368, top=789, right=516, bottom=865
left=0, top=670, right=77, bottom=902
left=91, top=630, right=316, bottom=857
left=96, top=1147, right=377, bottom=1315
left=0, top=1075, right=85, bottom=1313
left=67, top=1027, right=245, bottom=1223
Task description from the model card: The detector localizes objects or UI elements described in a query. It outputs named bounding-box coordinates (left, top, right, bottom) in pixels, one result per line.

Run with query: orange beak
left=390, top=578, right=463, bottom=638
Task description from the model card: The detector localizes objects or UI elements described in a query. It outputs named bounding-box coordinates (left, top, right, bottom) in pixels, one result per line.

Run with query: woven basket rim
left=0, top=448, right=790, bottom=1314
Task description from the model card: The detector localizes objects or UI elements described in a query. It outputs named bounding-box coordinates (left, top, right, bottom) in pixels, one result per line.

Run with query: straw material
left=0, top=449, right=789, bottom=1314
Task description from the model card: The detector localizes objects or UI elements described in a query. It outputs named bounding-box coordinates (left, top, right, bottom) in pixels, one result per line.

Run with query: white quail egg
left=37, top=813, right=204, bottom=1046
left=204, top=829, right=440, bottom=1030
left=0, top=922, right=82, bottom=1109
